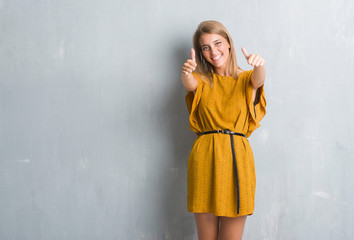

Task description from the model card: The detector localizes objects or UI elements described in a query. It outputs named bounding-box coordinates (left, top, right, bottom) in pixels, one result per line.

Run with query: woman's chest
left=199, top=79, right=246, bottom=112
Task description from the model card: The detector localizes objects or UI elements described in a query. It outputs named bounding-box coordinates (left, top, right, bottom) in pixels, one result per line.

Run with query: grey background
left=1, top=0, right=354, bottom=239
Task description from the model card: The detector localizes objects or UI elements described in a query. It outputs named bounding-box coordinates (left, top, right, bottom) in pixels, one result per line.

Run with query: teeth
left=212, top=55, right=222, bottom=60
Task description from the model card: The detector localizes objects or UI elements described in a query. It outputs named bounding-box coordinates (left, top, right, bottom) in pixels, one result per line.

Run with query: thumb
left=241, top=47, right=249, bottom=59
left=191, top=48, right=196, bottom=62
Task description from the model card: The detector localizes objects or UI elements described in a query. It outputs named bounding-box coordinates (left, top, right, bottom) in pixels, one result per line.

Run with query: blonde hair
left=193, top=20, right=242, bottom=86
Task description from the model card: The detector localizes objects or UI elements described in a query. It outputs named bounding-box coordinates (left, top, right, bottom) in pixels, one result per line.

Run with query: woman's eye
left=202, top=46, right=209, bottom=51
left=216, top=42, right=221, bottom=46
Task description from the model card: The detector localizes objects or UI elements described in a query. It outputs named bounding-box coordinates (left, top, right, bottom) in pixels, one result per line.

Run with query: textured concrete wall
left=1, top=0, right=353, bottom=239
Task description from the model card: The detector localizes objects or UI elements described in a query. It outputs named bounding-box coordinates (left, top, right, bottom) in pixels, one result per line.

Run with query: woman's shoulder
left=237, top=68, right=252, bottom=75
left=237, top=68, right=253, bottom=78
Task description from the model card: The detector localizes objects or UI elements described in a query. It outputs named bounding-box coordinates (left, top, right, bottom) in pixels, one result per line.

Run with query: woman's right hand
left=181, top=48, right=199, bottom=91
left=182, top=48, right=197, bottom=75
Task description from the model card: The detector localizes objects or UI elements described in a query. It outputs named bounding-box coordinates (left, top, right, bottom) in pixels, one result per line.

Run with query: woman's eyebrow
left=201, top=39, right=221, bottom=47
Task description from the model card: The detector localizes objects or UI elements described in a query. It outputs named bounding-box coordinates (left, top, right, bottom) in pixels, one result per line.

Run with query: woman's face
left=199, top=33, right=231, bottom=74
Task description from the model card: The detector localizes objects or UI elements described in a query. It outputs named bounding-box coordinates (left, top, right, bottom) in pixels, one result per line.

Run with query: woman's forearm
left=251, top=65, right=266, bottom=89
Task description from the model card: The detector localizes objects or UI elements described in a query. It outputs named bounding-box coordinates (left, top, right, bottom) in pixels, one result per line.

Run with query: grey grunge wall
left=1, top=0, right=353, bottom=239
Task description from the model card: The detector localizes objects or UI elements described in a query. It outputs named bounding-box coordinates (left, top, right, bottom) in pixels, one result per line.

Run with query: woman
left=181, top=20, right=266, bottom=240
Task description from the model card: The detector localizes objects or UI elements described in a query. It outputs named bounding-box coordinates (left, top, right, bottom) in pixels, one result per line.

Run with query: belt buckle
left=217, top=129, right=231, bottom=134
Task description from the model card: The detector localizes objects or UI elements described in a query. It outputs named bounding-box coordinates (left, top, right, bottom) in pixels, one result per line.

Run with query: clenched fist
left=182, top=48, right=198, bottom=75
left=241, top=47, right=265, bottom=67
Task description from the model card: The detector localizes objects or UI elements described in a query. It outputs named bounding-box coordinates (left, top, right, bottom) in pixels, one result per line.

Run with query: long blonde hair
left=193, top=20, right=242, bottom=86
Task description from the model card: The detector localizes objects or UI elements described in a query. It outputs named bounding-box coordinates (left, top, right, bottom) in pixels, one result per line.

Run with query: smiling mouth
left=211, top=54, right=222, bottom=61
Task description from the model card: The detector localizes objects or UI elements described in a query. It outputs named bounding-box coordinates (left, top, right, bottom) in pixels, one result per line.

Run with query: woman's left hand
left=241, top=47, right=265, bottom=67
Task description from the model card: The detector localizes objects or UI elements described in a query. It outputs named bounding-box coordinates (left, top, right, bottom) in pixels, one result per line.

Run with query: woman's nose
left=210, top=46, right=217, bottom=55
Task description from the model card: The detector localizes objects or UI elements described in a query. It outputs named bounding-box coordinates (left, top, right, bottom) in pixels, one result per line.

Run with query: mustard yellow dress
left=185, top=70, right=266, bottom=217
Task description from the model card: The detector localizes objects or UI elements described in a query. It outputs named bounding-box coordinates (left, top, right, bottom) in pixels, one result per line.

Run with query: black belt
left=198, top=129, right=246, bottom=214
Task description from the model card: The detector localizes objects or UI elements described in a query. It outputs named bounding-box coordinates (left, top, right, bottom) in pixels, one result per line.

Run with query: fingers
left=243, top=48, right=265, bottom=67
left=182, top=60, right=197, bottom=75
left=259, top=60, right=265, bottom=67
left=255, top=58, right=265, bottom=67
left=241, top=47, right=249, bottom=59
left=185, top=59, right=197, bottom=70
left=248, top=54, right=264, bottom=67
left=248, top=54, right=265, bottom=67
left=191, top=48, right=196, bottom=63
left=182, top=49, right=197, bottom=75
left=248, top=54, right=258, bottom=65
left=182, top=69, right=190, bottom=75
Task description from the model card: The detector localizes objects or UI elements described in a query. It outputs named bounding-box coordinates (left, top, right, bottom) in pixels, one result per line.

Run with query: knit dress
left=185, top=69, right=266, bottom=217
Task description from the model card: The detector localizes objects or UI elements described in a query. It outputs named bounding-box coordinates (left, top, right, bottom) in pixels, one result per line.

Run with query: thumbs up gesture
left=241, top=47, right=265, bottom=67
left=182, top=48, right=198, bottom=75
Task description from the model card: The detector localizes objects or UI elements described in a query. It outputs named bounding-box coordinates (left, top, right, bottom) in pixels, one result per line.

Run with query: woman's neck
left=214, top=68, right=230, bottom=76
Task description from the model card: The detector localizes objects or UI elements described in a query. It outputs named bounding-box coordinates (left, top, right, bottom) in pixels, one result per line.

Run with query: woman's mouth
left=211, top=54, right=222, bottom=62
